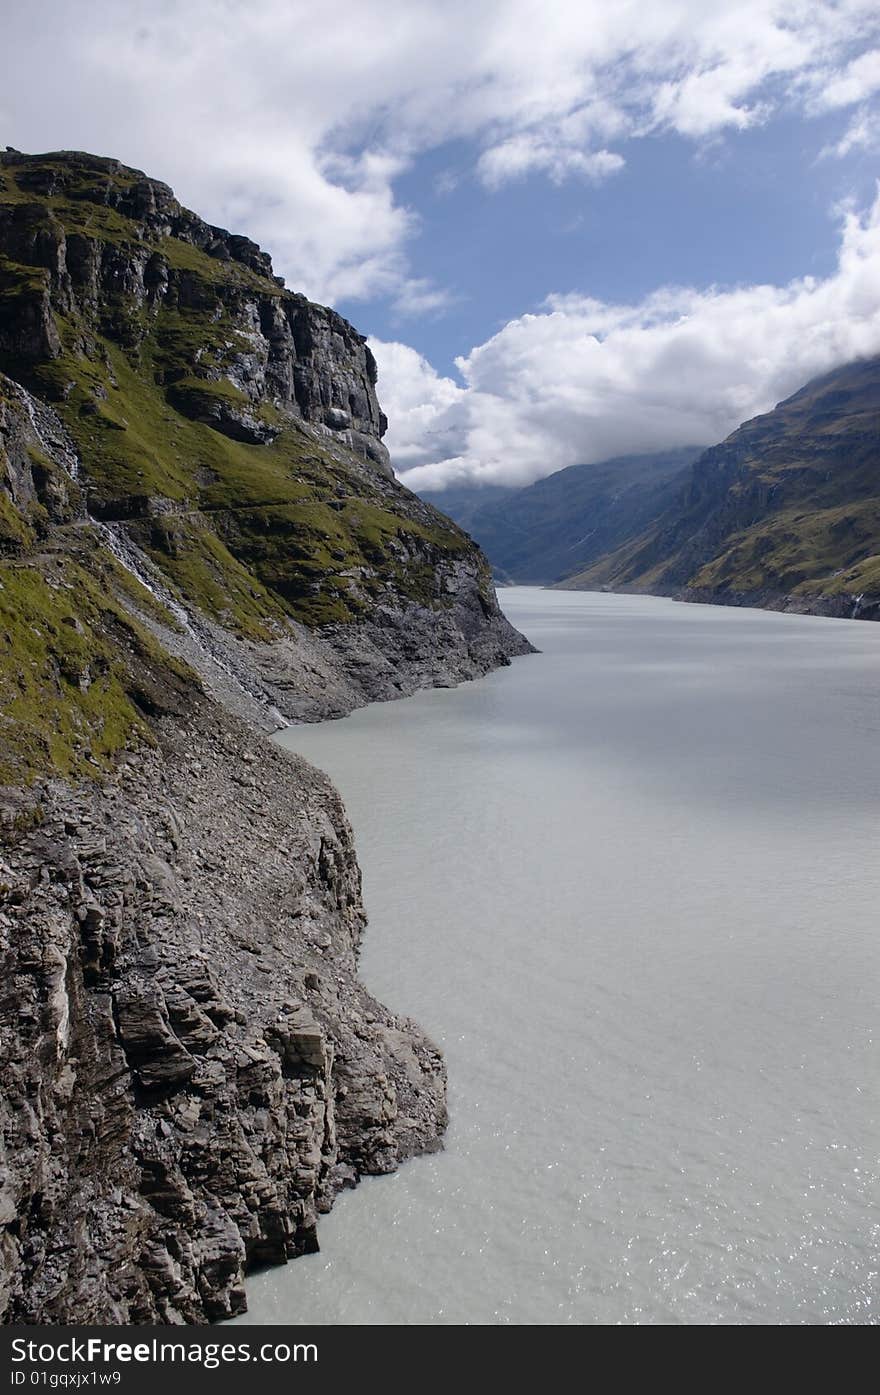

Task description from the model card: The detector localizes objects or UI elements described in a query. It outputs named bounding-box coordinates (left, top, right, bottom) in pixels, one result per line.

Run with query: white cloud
left=390, top=278, right=457, bottom=319
left=652, top=71, right=764, bottom=139
left=477, top=137, right=624, bottom=189
left=1, top=1, right=880, bottom=304
left=368, top=341, right=469, bottom=469
left=822, top=107, right=880, bottom=158
left=815, top=48, right=880, bottom=110
left=375, top=191, right=880, bottom=490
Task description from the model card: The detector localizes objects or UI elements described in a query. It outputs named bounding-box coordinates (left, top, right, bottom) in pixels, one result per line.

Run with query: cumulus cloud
left=375, top=192, right=880, bottom=490
left=477, top=138, right=624, bottom=190
left=368, top=341, right=469, bottom=469
left=1, top=1, right=879, bottom=304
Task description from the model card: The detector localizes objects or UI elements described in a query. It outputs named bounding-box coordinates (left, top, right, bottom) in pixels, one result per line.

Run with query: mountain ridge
left=0, top=148, right=531, bottom=770
left=421, top=447, right=701, bottom=585
left=558, top=356, right=880, bottom=619
left=424, top=355, right=880, bottom=623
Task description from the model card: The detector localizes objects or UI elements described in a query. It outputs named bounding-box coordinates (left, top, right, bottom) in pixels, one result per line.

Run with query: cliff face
left=559, top=358, right=880, bottom=620
left=0, top=150, right=390, bottom=473
left=0, top=149, right=529, bottom=669
left=0, top=709, right=446, bottom=1323
left=0, top=151, right=530, bottom=1323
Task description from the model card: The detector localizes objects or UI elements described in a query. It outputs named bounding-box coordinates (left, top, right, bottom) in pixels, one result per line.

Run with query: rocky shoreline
left=0, top=420, right=529, bottom=1322
left=98, top=509, right=533, bottom=733
left=670, top=586, right=880, bottom=622
left=0, top=698, right=450, bottom=1323
left=586, top=582, right=880, bottom=622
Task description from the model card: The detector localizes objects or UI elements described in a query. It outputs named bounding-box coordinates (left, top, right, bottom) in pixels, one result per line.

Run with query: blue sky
left=348, top=110, right=878, bottom=376
left=3, top=0, right=880, bottom=488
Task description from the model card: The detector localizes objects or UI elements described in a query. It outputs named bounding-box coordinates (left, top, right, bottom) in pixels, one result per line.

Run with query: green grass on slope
left=0, top=489, right=35, bottom=550
left=0, top=548, right=196, bottom=784
left=560, top=358, right=880, bottom=599
left=41, top=330, right=471, bottom=629
left=0, top=158, right=473, bottom=633
left=690, top=498, right=880, bottom=596
left=0, top=156, right=281, bottom=297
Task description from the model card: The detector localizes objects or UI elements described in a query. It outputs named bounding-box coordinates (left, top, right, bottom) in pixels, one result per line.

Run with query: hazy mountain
left=560, top=357, right=880, bottom=620
left=420, top=448, right=702, bottom=583
left=418, top=482, right=519, bottom=535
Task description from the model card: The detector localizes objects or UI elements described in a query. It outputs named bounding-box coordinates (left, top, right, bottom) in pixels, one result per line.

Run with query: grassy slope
left=0, top=541, right=197, bottom=786
left=0, top=155, right=477, bottom=638
left=561, top=358, right=880, bottom=600
left=0, top=154, right=495, bottom=785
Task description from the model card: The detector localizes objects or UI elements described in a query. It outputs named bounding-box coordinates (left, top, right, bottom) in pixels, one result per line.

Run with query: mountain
left=418, top=482, right=518, bottom=537
left=559, top=357, right=880, bottom=619
left=420, top=448, right=702, bottom=584
left=0, top=149, right=530, bottom=742
left=0, top=150, right=531, bottom=1324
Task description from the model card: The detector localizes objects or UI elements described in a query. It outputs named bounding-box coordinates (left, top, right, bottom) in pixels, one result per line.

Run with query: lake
left=238, top=588, right=880, bottom=1325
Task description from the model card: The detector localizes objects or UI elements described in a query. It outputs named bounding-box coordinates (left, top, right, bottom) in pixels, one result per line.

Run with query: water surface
left=241, top=589, right=880, bottom=1325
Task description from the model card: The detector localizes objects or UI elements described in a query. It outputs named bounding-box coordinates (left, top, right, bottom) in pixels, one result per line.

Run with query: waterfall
left=93, top=519, right=190, bottom=630
left=9, top=380, right=80, bottom=481
left=95, top=519, right=288, bottom=727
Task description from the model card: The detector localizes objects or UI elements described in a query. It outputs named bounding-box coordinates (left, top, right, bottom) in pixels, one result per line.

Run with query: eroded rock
left=0, top=706, right=447, bottom=1323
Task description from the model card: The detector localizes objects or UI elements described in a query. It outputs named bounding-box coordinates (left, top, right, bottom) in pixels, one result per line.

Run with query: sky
left=3, top=0, right=880, bottom=490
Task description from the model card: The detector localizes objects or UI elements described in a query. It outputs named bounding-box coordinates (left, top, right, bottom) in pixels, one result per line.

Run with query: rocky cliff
left=0, top=709, right=446, bottom=1324
left=0, top=150, right=529, bottom=692
left=559, top=358, right=880, bottom=620
left=0, top=150, right=390, bottom=473
left=0, top=150, right=531, bottom=1323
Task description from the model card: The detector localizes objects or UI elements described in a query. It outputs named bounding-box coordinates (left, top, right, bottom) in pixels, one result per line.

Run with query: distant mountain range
left=420, top=447, right=701, bottom=584
left=421, top=357, right=880, bottom=620
left=418, top=482, right=518, bottom=536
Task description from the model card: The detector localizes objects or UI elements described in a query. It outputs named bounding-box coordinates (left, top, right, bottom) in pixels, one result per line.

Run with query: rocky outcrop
left=0, top=705, right=445, bottom=1323
left=96, top=510, right=530, bottom=730
left=0, top=368, right=530, bottom=736
left=0, top=150, right=531, bottom=666
left=0, top=150, right=390, bottom=472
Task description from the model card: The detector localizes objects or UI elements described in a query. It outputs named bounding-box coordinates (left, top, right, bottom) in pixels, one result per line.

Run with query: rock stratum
left=0, top=150, right=531, bottom=1323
